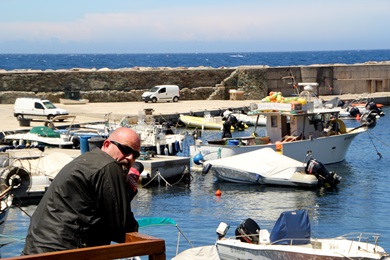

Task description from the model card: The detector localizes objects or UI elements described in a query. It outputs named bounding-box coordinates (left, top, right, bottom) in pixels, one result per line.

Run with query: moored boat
left=179, top=114, right=227, bottom=130
left=175, top=210, right=389, bottom=260
left=202, top=148, right=341, bottom=189
left=179, top=113, right=248, bottom=131
left=84, top=114, right=186, bottom=156
left=190, top=90, right=381, bottom=168
left=324, top=96, right=385, bottom=119
left=215, top=210, right=389, bottom=260
left=3, top=126, right=75, bottom=149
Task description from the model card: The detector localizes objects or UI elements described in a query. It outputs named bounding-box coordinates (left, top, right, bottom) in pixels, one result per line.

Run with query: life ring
left=0, top=166, right=31, bottom=197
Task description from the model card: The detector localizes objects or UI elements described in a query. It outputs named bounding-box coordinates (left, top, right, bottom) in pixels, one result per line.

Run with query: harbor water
left=1, top=107, right=389, bottom=259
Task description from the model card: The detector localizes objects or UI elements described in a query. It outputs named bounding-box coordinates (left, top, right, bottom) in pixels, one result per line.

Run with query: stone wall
left=0, top=62, right=389, bottom=104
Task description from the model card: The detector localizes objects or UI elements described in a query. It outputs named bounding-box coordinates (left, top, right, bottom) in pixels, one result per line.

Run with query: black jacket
left=23, top=149, right=138, bottom=254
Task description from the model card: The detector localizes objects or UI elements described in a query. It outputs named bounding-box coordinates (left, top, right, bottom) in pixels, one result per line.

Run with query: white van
left=141, top=85, right=180, bottom=103
left=14, top=98, right=69, bottom=121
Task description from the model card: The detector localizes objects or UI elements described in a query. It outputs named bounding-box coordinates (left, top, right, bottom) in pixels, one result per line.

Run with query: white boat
left=4, top=126, right=75, bottom=149
left=0, top=149, right=74, bottom=200
left=85, top=115, right=186, bottom=156
left=131, top=123, right=186, bottom=156
left=214, top=210, right=389, bottom=260
left=190, top=103, right=376, bottom=167
left=202, top=148, right=341, bottom=188
left=179, top=111, right=249, bottom=131
left=223, top=109, right=266, bottom=126
left=232, top=112, right=266, bottom=126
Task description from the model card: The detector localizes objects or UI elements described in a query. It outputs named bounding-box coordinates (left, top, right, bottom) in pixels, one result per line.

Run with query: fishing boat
left=214, top=210, right=389, bottom=260
left=202, top=148, right=341, bottom=189
left=190, top=91, right=381, bottom=167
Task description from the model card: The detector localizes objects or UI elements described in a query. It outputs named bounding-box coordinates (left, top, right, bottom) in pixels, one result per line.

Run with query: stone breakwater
left=0, top=61, right=389, bottom=104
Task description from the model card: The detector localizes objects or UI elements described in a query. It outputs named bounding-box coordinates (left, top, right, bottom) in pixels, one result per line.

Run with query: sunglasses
left=110, top=140, right=140, bottom=159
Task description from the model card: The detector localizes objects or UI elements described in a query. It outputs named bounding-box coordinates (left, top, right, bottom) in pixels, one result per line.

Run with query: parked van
left=14, top=98, right=69, bottom=121
left=141, top=85, right=180, bottom=103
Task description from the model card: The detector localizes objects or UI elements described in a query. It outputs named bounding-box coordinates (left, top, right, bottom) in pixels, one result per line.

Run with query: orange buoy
left=356, top=114, right=361, bottom=120
left=275, top=141, right=283, bottom=154
left=215, top=189, right=222, bottom=196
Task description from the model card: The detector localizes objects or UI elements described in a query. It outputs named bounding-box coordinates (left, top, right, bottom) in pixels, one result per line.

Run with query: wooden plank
left=4, top=233, right=165, bottom=260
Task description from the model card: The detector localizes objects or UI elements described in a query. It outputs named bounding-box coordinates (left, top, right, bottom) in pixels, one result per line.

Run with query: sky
left=1, top=0, right=389, bottom=54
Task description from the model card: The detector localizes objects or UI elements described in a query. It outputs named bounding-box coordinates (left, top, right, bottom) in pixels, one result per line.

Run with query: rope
left=11, top=203, right=32, bottom=218
left=141, top=166, right=192, bottom=188
left=366, top=131, right=383, bottom=159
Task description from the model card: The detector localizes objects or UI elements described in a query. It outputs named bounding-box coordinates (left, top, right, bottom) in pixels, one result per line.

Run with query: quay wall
left=0, top=62, right=389, bottom=104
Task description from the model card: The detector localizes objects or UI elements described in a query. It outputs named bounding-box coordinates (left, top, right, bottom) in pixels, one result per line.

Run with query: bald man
left=23, top=127, right=141, bottom=254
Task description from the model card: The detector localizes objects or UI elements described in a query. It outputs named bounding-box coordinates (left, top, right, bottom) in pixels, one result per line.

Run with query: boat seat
left=258, top=229, right=270, bottom=244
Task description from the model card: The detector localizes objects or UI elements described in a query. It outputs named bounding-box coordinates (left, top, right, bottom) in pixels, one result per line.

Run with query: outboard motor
left=305, top=159, right=341, bottom=189
left=360, top=110, right=379, bottom=129
left=192, top=129, right=201, bottom=140
left=71, top=135, right=80, bottom=149
left=348, top=106, right=361, bottom=117
left=366, top=101, right=385, bottom=117
left=235, top=218, right=260, bottom=244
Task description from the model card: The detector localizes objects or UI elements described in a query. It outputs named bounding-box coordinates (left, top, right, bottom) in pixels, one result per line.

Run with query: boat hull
left=179, top=115, right=225, bottom=130
left=216, top=238, right=389, bottom=260
left=191, top=128, right=365, bottom=166
left=140, top=155, right=190, bottom=185
left=4, top=132, right=74, bottom=148
left=211, top=166, right=318, bottom=187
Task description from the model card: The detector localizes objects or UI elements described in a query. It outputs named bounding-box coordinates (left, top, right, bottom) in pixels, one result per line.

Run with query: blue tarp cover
left=269, top=210, right=311, bottom=245
left=137, top=217, right=177, bottom=228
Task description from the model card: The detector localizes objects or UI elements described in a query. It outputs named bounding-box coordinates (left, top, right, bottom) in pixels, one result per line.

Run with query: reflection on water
left=1, top=108, right=389, bottom=259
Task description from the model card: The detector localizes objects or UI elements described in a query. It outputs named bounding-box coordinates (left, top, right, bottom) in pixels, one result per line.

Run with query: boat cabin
left=257, top=108, right=344, bottom=143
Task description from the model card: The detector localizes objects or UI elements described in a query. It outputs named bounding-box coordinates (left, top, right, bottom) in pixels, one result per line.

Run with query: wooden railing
left=4, top=232, right=166, bottom=260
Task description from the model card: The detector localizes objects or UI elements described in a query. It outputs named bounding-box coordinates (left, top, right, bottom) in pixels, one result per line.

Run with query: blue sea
left=1, top=51, right=390, bottom=259
left=1, top=49, right=390, bottom=70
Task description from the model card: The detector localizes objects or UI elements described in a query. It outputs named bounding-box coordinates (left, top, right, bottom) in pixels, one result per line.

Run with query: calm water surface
left=1, top=107, right=389, bottom=259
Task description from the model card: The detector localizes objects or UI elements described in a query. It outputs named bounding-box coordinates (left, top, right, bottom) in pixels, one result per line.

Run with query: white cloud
left=0, top=1, right=389, bottom=52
